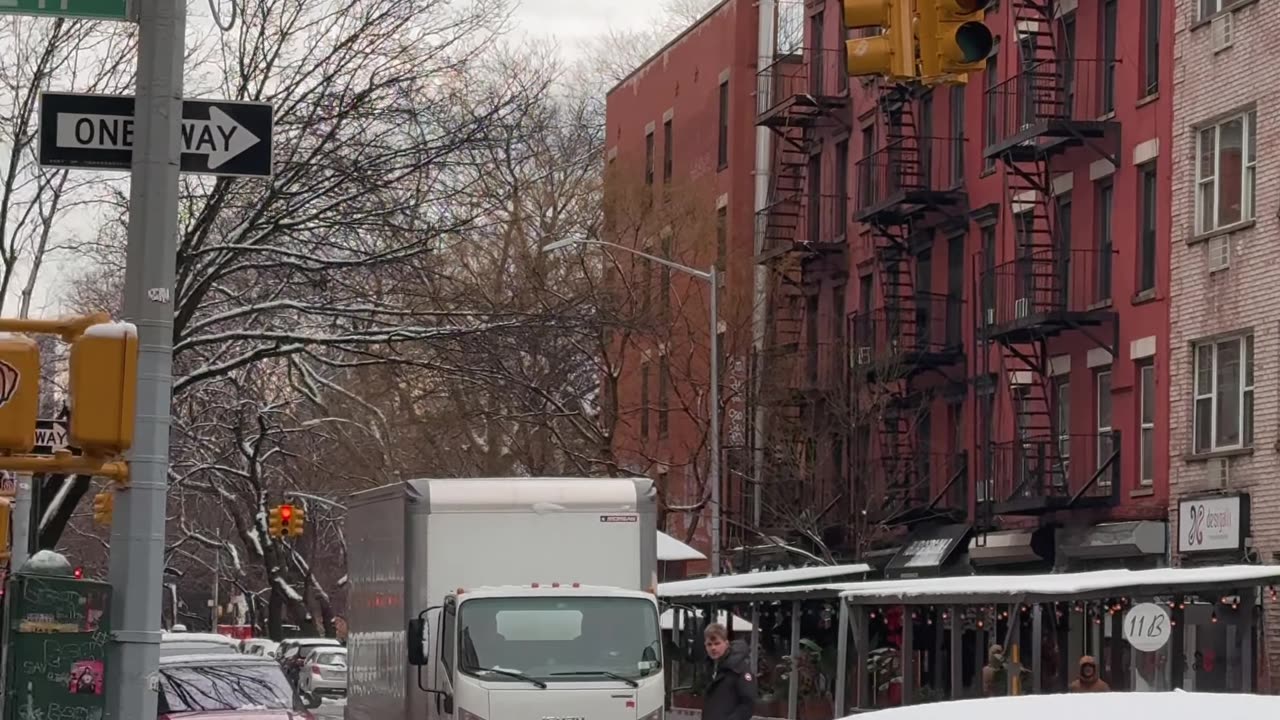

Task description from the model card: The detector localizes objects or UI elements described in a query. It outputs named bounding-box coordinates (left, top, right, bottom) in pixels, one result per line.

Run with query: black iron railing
left=850, top=293, right=964, bottom=370
left=980, top=430, right=1121, bottom=508
left=978, top=248, right=1113, bottom=330
left=984, top=58, right=1117, bottom=152
left=755, top=48, right=848, bottom=118
left=854, top=136, right=964, bottom=219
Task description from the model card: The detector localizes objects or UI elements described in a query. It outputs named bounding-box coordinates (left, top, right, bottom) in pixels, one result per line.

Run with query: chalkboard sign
left=4, top=573, right=112, bottom=720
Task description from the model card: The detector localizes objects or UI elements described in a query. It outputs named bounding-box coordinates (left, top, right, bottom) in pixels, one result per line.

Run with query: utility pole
left=10, top=473, right=31, bottom=570
left=210, top=529, right=220, bottom=630
left=708, top=265, right=721, bottom=576
left=105, top=0, right=184, bottom=713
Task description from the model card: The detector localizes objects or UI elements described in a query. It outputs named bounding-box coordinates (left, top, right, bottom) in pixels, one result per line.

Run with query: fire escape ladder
left=1004, top=339, right=1064, bottom=498
left=880, top=401, right=918, bottom=507
left=759, top=124, right=812, bottom=257
left=880, top=84, right=924, bottom=205
left=1013, top=1, right=1058, bottom=65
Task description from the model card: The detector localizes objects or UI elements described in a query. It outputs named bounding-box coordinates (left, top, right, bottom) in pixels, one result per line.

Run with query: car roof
left=160, top=652, right=282, bottom=668
left=162, top=632, right=240, bottom=645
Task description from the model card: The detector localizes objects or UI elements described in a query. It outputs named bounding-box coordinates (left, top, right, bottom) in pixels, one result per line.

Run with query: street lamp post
left=544, top=238, right=722, bottom=575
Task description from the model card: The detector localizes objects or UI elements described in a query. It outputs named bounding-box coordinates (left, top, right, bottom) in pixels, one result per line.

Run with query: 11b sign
left=1123, top=602, right=1171, bottom=653
left=38, top=92, right=273, bottom=177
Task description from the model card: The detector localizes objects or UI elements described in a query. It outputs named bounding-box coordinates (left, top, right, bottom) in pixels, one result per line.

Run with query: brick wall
left=1169, top=0, right=1280, bottom=688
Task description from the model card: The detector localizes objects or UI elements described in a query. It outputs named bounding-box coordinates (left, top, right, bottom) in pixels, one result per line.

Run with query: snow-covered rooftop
left=658, top=563, right=871, bottom=599
left=658, top=531, right=705, bottom=562
left=843, top=690, right=1280, bottom=720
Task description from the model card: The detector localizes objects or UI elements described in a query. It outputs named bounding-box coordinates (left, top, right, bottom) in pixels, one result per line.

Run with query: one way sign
left=38, top=91, right=274, bottom=177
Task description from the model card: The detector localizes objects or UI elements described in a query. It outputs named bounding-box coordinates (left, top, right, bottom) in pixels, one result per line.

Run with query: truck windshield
left=457, top=596, right=660, bottom=683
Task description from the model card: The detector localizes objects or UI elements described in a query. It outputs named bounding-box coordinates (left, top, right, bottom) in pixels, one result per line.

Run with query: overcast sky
left=512, top=0, right=663, bottom=57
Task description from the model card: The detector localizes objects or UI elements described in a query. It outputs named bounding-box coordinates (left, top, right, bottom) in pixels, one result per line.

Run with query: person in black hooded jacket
left=701, top=623, right=756, bottom=720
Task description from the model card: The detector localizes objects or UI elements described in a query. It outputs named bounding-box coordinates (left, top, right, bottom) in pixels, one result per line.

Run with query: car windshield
left=157, top=662, right=293, bottom=713
left=313, top=651, right=346, bottom=666
left=457, top=596, right=660, bottom=683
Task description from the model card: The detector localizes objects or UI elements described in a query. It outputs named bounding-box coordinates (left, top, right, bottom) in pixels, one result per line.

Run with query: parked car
left=297, top=647, right=347, bottom=708
left=157, top=652, right=312, bottom=719
left=276, top=638, right=341, bottom=689
left=160, top=632, right=242, bottom=658
left=241, top=638, right=280, bottom=658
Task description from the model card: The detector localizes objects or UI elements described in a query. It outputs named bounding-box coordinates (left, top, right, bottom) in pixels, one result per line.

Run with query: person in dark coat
left=702, top=623, right=756, bottom=720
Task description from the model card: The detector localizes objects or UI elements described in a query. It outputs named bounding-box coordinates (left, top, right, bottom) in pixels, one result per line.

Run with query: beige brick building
left=1170, top=0, right=1280, bottom=689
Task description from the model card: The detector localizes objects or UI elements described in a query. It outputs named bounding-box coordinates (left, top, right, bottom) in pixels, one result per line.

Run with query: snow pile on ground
left=842, top=690, right=1280, bottom=720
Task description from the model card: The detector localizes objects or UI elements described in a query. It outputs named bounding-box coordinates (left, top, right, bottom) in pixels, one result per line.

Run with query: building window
left=717, top=80, right=729, bottom=169
left=984, top=52, right=997, bottom=170
left=950, top=85, right=964, bottom=183
left=1094, top=180, right=1113, bottom=303
left=716, top=206, right=727, bottom=271
left=1138, top=163, right=1158, bottom=293
left=1199, top=0, right=1234, bottom=19
left=1196, top=109, right=1257, bottom=234
left=1058, top=11, right=1077, bottom=110
left=640, top=362, right=651, bottom=439
left=1142, top=0, right=1160, bottom=97
left=1095, top=369, right=1113, bottom=483
left=644, top=130, right=654, bottom=186
left=662, top=119, right=672, bottom=185
left=1194, top=335, right=1253, bottom=453
left=920, top=91, right=934, bottom=177
left=858, top=124, right=875, bottom=208
left=1054, top=376, right=1071, bottom=475
left=658, top=354, right=670, bottom=438
left=836, top=139, right=849, bottom=231
left=1101, top=0, right=1117, bottom=113
left=980, top=224, right=996, bottom=320
left=1055, top=192, right=1072, bottom=250
left=1139, top=361, right=1155, bottom=486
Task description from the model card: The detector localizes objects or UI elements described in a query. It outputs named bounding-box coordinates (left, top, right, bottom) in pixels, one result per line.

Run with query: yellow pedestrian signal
left=843, top=0, right=916, bottom=79
left=92, top=490, right=114, bottom=526
left=289, top=506, right=305, bottom=537
left=916, top=0, right=994, bottom=80
left=0, top=335, right=41, bottom=453
left=268, top=506, right=284, bottom=537
left=68, top=322, right=139, bottom=456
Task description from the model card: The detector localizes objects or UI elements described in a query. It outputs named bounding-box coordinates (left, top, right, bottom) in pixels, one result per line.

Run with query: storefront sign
left=1123, top=602, right=1171, bottom=652
left=1179, top=494, right=1248, bottom=554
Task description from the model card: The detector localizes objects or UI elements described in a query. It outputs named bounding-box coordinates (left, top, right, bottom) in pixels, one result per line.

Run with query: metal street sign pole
left=105, top=0, right=182, bottom=714
left=10, top=473, right=31, bottom=569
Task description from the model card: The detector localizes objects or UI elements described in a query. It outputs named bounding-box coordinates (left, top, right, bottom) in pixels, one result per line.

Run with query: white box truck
left=345, top=477, right=664, bottom=720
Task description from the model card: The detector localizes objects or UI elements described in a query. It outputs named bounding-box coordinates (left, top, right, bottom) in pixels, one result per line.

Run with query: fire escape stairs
left=999, top=0, right=1068, bottom=502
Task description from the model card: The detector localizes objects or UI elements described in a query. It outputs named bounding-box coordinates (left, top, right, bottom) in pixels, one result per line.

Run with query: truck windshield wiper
left=550, top=670, right=639, bottom=688
left=463, top=664, right=547, bottom=689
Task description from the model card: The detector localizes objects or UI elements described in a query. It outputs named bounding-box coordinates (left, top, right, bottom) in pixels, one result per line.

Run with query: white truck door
left=430, top=598, right=458, bottom=720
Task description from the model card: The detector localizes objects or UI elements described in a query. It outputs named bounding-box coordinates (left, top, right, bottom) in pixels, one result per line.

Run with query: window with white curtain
left=1194, top=335, right=1254, bottom=453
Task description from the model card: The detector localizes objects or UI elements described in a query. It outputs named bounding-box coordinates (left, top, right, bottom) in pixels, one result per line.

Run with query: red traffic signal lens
left=279, top=505, right=293, bottom=521
left=73, top=567, right=83, bottom=579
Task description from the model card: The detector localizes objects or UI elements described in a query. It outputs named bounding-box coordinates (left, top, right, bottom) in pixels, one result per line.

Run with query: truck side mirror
left=408, top=617, right=429, bottom=666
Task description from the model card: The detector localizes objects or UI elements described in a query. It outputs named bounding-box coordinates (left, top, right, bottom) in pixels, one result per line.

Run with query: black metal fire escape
left=850, top=81, right=966, bottom=529
left=976, top=0, right=1123, bottom=524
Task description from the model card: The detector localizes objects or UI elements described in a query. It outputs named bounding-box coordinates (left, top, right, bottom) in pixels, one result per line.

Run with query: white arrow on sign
left=55, top=105, right=261, bottom=169
left=34, top=422, right=68, bottom=450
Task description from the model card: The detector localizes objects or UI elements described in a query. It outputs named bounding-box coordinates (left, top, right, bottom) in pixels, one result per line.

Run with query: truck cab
left=409, top=585, right=664, bottom=720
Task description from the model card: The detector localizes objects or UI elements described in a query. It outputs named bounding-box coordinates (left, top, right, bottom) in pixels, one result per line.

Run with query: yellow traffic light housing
left=843, top=0, right=916, bottom=79
left=68, top=322, right=139, bottom=456
left=289, top=506, right=305, bottom=537
left=92, top=490, right=114, bottom=526
left=268, top=506, right=284, bottom=537
left=0, top=334, right=41, bottom=453
left=917, top=0, right=994, bottom=80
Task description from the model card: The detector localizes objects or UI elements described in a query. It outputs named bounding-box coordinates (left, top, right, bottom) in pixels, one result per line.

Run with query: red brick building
left=603, top=0, right=760, bottom=571
left=606, top=0, right=1173, bottom=580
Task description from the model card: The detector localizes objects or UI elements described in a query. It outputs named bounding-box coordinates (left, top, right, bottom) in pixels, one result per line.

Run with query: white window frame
left=1195, top=109, right=1257, bottom=235
left=1139, top=363, right=1155, bottom=486
left=1193, top=335, right=1254, bottom=453
left=1095, top=370, right=1113, bottom=487
left=1199, top=0, right=1237, bottom=20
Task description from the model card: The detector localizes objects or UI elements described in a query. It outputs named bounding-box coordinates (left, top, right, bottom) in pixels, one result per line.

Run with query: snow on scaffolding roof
left=836, top=565, right=1280, bottom=605
left=658, top=563, right=871, bottom=599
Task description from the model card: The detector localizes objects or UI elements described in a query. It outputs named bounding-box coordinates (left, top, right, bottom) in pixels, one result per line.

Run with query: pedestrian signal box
left=0, top=334, right=41, bottom=452
left=69, top=323, right=138, bottom=455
